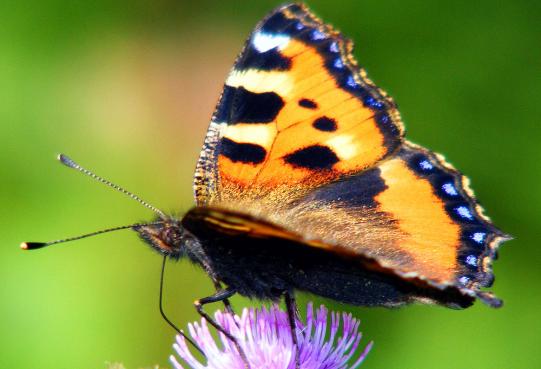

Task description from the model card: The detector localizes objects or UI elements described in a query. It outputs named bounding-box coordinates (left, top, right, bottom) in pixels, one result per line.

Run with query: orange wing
left=191, top=4, right=509, bottom=307
left=193, top=3, right=404, bottom=206
left=275, top=142, right=509, bottom=299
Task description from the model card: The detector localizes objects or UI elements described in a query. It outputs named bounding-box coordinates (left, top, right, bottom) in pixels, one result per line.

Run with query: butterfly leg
left=212, top=279, right=236, bottom=316
left=284, top=291, right=300, bottom=369
left=194, top=288, right=250, bottom=369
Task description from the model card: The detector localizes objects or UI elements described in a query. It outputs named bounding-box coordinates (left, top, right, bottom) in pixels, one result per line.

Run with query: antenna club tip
left=57, top=153, right=68, bottom=162
left=57, top=154, right=77, bottom=169
left=20, top=242, right=47, bottom=250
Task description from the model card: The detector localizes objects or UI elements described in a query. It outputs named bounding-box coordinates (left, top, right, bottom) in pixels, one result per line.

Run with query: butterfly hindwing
left=384, top=143, right=510, bottom=292
left=268, top=141, right=508, bottom=301
left=302, top=141, right=509, bottom=294
left=194, top=3, right=404, bottom=206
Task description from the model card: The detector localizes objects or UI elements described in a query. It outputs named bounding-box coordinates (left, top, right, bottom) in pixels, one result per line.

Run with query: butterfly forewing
left=193, top=3, right=404, bottom=206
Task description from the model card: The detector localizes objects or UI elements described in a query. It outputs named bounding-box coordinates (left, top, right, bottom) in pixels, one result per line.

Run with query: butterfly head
left=134, top=217, right=191, bottom=259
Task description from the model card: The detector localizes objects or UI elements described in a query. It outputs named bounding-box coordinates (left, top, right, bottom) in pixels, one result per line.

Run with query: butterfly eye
left=135, top=221, right=186, bottom=258
left=162, top=223, right=185, bottom=246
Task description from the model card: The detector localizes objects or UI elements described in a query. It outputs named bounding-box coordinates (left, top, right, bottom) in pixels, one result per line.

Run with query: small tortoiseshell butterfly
left=179, top=2, right=508, bottom=310
left=24, top=2, right=510, bottom=362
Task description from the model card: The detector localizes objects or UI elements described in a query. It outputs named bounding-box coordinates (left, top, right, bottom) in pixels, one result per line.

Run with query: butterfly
left=163, top=1, right=509, bottom=308
left=134, top=0, right=511, bottom=339
left=23, top=2, right=510, bottom=365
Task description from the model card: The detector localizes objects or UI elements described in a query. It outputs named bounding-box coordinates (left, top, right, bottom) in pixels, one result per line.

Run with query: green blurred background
left=2, top=0, right=540, bottom=368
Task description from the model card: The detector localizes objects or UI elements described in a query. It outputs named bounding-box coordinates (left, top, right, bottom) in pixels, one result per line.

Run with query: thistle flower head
left=170, top=303, right=372, bottom=369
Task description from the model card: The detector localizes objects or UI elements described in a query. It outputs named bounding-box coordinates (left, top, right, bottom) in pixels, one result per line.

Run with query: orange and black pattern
left=192, top=4, right=509, bottom=307
left=194, top=3, right=404, bottom=204
left=279, top=142, right=509, bottom=293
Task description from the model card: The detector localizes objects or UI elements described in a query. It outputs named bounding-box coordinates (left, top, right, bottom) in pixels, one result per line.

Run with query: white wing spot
left=226, top=69, right=293, bottom=97
left=442, top=182, right=459, bottom=196
left=471, top=232, right=486, bottom=244
left=252, top=32, right=290, bottom=53
left=223, top=124, right=277, bottom=149
left=466, top=255, right=478, bottom=267
left=456, top=206, right=474, bottom=220
left=325, top=134, right=358, bottom=160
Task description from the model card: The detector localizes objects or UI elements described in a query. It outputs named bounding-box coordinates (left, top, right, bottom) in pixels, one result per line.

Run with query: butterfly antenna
left=159, top=256, right=207, bottom=358
left=57, top=154, right=167, bottom=218
left=21, top=221, right=162, bottom=250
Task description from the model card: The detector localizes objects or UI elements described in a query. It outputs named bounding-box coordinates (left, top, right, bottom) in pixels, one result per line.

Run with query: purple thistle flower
left=170, top=303, right=372, bottom=369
